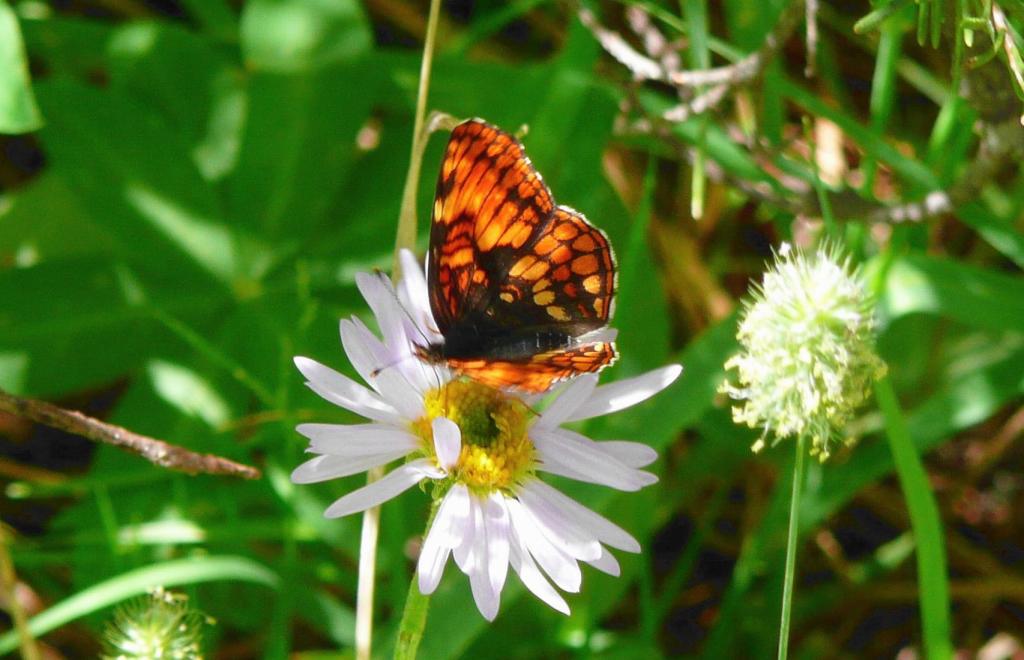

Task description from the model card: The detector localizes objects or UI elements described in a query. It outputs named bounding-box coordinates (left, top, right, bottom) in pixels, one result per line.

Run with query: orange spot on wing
left=571, top=254, right=599, bottom=275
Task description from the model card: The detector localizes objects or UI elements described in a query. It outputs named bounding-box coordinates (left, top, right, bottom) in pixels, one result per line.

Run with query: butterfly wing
left=493, top=206, right=616, bottom=330
left=428, top=119, right=555, bottom=333
left=444, top=340, right=618, bottom=392
left=426, top=119, right=619, bottom=392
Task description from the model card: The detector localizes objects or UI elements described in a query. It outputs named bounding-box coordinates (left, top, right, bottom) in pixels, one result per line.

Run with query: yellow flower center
left=412, top=380, right=534, bottom=494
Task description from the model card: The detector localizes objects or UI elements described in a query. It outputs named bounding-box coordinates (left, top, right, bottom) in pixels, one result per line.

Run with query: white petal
left=526, top=480, right=641, bottom=553
left=453, top=494, right=478, bottom=572
left=507, top=498, right=581, bottom=592
left=399, top=250, right=442, bottom=340
left=595, top=440, right=659, bottom=468
left=432, top=417, right=461, bottom=471
left=533, top=428, right=658, bottom=492
left=509, top=539, right=570, bottom=615
left=565, top=364, right=683, bottom=422
left=297, top=423, right=419, bottom=457
left=532, top=460, right=595, bottom=486
left=290, top=450, right=410, bottom=484
left=356, top=270, right=440, bottom=395
left=418, top=485, right=471, bottom=594
left=338, top=317, right=388, bottom=385
left=535, top=375, right=597, bottom=430
left=294, top=356, right=402, bottom=424
left=484, top=494, right=511, bottom=596
left=340, top=318, right=424, bottom=419
left=586, top=547, right=621, bottom=577
left=355, top=271, right=407, bottom=353
left=323, top=459, right=439, bottom=518
left=516, top=484, right=602, bottom=561
left=464, top=496, right=500, bottom=620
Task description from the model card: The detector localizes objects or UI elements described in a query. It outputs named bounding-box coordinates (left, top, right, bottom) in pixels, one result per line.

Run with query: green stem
left=777, top=432, right=807, bottom=660
left=875, top=376, right=953, bottom=660
left=393, top=0, right=444, bottom=275
left=357, top=1, right=444, bottom=658
left=356, top=2, right=444, bottom=654
left=393, top=502, right=440, bottom=660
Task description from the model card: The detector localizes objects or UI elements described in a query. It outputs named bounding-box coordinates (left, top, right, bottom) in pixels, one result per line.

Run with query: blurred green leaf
left=240, top=0, right=371, bottom=72
left=179, top=0, right=237, bottom=41
left=20, top=15, right=114, bottom=80
left=0, top=556, right=279, bottom=655
left=0, top=172, right=110, bottom=261
left=0, top=0, right=43, bottom=132
left=878, top=254, right=1024, bottom=332
left=35, top=79, right=236, bottom=287
left=227, top=63, right=380, bottom=244
left=107, top=20, right=245, bottom=181
left=146, top=359, right=231, bottom=427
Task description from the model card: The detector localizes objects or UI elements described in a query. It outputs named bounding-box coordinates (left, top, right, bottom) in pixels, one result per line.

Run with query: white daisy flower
left=293, top=249, right=682, bottom=620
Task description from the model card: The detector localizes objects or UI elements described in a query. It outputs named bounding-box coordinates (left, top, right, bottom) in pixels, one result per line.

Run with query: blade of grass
left=863, top=16, right=903, bottom=193
left=0, top=556, right=279, bottom=655
left=874, top=376, right=953, bottom=659
left=682, top=0, right=711, bottom=221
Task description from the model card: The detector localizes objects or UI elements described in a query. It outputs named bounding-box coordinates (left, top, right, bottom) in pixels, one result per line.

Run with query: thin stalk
left=682, top=0, right=710, bottom=221
left=393, top=0, right=444, bottom=273
left=0, top=526, right=39, bottom=660
left=356, top=1, right=444, bottom=658
left=777, top=433, right=807, bottom=660
left=393, top=502, right=440, bottom=660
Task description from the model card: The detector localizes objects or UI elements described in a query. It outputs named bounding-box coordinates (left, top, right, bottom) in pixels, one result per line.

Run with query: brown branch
left=0, top=388, right=261, bottom=480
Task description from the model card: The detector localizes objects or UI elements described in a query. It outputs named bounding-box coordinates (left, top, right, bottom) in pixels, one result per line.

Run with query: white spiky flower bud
left=103, top=588, right=212, bottom=660
left=720, top=243, right=887, bottom=461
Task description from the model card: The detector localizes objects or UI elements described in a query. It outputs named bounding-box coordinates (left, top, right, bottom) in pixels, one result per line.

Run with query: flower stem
left=356, top=2, right=444, bottom=658
left=393, top=0, right=444, bottom=275
left=777, top=432, right=807, bottom=660
left=393, top=502, right=440, bottom=660
left=393, top=572, right=431, bottom=660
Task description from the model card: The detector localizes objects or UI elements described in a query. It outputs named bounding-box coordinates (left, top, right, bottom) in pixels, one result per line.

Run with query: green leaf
left=0, top=257, right=227, bottom=395
left=227, top=63, right=380, bottom=242
left=240, top=0, right=371, bottom=72
left=34, top=79, right=236, bottom=287
left=0, top=0, right=43, bottom=132
left=178, top=0, right=237, bottom=41
left=20, top=14, right=114, bottom=79
left=146, top=359, right=232, bottom=428
left=878, top=254, right=1024, bottom=332
left=0, top=172, right=111, bottom=262
left=106, top=20, right=245, bottom=181
left=0, top=556, right=279, bottom=655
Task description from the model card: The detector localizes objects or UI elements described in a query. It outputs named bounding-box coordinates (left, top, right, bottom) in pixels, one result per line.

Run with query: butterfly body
left=418, top=119, right=618, bottom=393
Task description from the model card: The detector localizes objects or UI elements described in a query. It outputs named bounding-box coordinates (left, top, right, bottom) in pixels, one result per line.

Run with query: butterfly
left=414, top=118, right=618, bottom=393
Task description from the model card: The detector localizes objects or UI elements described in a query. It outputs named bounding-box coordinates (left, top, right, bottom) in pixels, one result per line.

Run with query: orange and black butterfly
left=415, top=118, right=617, bottom=393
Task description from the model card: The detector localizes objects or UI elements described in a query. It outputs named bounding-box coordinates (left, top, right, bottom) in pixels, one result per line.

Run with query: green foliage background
left=0, top=0, right=1022, bottom=657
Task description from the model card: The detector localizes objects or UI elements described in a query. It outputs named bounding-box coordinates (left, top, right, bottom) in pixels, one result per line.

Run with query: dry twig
left=584, top=0, right=1024, bottom=228
left=0, top=388, right=261, bottom=480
